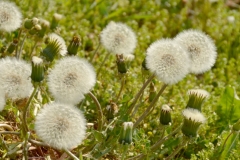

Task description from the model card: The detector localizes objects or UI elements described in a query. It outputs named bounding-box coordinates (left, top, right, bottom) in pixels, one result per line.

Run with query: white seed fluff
left=182, top=108, right=206, bottom=123
left=32, top=56, right=43, bottom=65
left=146, top=39, right=190, bottom=85
left=47, top=56, right=96, bottom=105
left=100, top=21, right=137, bottom=59
left=174, top=29, right=217, bottom=74
left=0, top=1, right=22, bottom=32
left=34, top=102, right=86, bottom=150
left=187, top=89, right=210, bottom=99
left=161, top=104, right=172, bottom=112
left=0, top=57, right=33, bottom=100
left=0, top=88, right=6, bottom=111
left=48, top=33, right=67, bottom=56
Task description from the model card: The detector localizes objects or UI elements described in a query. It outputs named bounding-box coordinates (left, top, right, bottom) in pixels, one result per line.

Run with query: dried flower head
left=182, top=108, right=206, bottom=137
left=186, top=89, right=210, bottom=111
left=0, top=57, right=33, bottom=100
left=48, top=33, right=67, bottom=56
left=100, top=21, right=137, bottom=59
left=47, top=56, right=96, bottom=105
left=174, top=29, right=217, bottom=74
left=0, top=1, right=22, bottom=32
left=160, top=104, right=172, bottom=125
left=146, top=39, right=190, bottom=85
left=34, top=102, right=86, bottom=150
left=119, top=122, right=133, bottom=144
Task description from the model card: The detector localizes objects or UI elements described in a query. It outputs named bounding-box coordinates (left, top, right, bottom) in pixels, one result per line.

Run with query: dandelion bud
left=29, top=24, right=42, bottom=35
left=50, top=13, right=63, bottom=30
left=38, top=19, right=50, bottom=38
left=67, top=36, right=81, bottom=55
left=233, top=119, right=240, bottom=132
left=7, top=39, right=18, bottom=54
left=24, top=17, right=39, bottom=29
left=186, top=89, right=210, bottom=111
left=160, top=104, right=172, bottom=125
left=0, top=1, right=22, bottom=32
left=148, top=82, right=156, bottom=103
left=116, top=54, right=127, bottom=74
left=119, top=122, right=133, bottom=144
left=106, top=101, right=119, bottom=120
left=31, top=56, right=44, bottom=82
left=182, top=108, right=206, bottom=137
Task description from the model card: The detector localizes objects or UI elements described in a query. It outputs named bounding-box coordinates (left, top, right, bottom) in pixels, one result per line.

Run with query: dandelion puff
left=187, top=89, right=210, bottom=99
left=48, top=33, right=67, bottom=56
left=100, top=21, right=137, bottom=59
left=0, top=1, right=22, bottom=32
left=48, top=56, right=96, bottom=105
left=34, top=102, right=86, bottom=150
left=0, top=57, right=33, bottom=100
left=174, top=29, right=217, bottom=74
left=145, top=39, right=190, bottom=85
left=0, top=88, right=6, bottom=111
left=182, top=108, right=206, bottom=123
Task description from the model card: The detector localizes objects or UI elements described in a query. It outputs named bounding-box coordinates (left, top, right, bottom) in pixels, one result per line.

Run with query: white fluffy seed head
left=0, top=1, right=22, bottom=32
left=182, top=108, right=206, bottom=123
left=123, top=122, right=133, bottom=131
left=146, top=39, right=190, bottom=85
left=0, top=88, right=6, bottom=111
left=174, top=29, right=217, bottom=74
left=32, top=56, right=43, bottom=65
left=47, top=56, right=96, bottom=105
left=34, top=102, right=86, bottom=150
left=161, top=104, right=172, bottom=112
left=48, top=33, right=67, bottom=56
left=0, top=57, right=33, bottom=100
left=100, top=21, right=137, bottom=59
left=187, top=89, right=210, bottom=99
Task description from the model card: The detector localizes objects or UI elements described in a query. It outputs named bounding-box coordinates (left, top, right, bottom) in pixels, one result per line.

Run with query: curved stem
left=97, top=52, right=110, bottom=77
left=127, top=73, right=155, bottom=115
left=64, top=148, right=79, bottom=160
left=17, top=34, right=27, bottom=59
left=0, top=124, right=14, bottom=131
left=133, top=83, right=168, bottom=128
left=90, top=41, right=100, bottom=63
left=165, top=137, right=189, bottom=160
left=88, top=92, right=103, bottom=131
left=220, top=131, right=233, bottom=153
left=116, top=75, right=125, bottom=103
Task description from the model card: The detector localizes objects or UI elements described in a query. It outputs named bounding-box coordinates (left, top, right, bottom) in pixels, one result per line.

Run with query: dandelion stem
left=96, top=52, right=110, bottom=77
left=220, top=131, right=233, bottom=154
left=22, top=85, right=39, bottom=132
left=15, top=28, right=22, bottom=58
left=133, top=83, right=167, bottom=128
left=64, top=148, right=80, bottom=160
left=88, top=92, right=103, bottom=131
left=116, top=75, right=125, bottom=103
left=28, top=139, right=49, bottom=147
left=90, top=41, right=100, bottom=63
left=127, top=73, right=155, bottom=115
left=165, top=137, right=189, bottom=160
left=30, top=40, right=38, bottom=57
left=121, top=145, right=128, bottom=160
left=17, top=34, right=27, bottom=59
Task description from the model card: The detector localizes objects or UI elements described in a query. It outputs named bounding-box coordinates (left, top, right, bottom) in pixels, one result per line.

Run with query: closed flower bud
left=116, top=54, right=127, bottom=74
left=67, top=36, right=81, bottom=55
left=119, top=122, right=133, bottom=145
left=31, top=56, right=44, bottom=82
left=106, top=101, right=119, bottom=120
left=160, top=104, right=172, bottom=125
left=29, top=24, right=42, bottom=35
left=7, top=39, right=18, bottom=54
left=37, top=19, right=50, bottom=38
left=186, top=89, right=210, bottom=111
left=182, top=108, right=206, bottom=137
left=24, top=17, right=39, bottom=29
left=50, top=13, right=63, bottom=30
left=148, top=82, right=156, bottom=103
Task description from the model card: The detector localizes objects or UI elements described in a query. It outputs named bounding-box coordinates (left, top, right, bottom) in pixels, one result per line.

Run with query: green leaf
left=92, top=130, right=105, bottom=142
left=216, top=86, right=240, bottom=123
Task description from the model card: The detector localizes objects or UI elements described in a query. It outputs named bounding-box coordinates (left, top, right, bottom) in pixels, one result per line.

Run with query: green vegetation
left=0, top=0, right=240, bottom=159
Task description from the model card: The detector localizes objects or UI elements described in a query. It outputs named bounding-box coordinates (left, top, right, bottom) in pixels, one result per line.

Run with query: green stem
left=121, top=145, right=129, bottom=160
left=64, top=148, right=80, bottom=160
left=133, top=83, right=168, bottom=128
left=220, top=131, right=233, bottom=153
left=127, top=73, right=155, bottom=115
left=116, top=75, right=125, bottom=103
left=88, top=92, right=103, bottom=131
left=90, top=41, right=100, bottom=63
left=165, top=137, right=189, bottom=160
left=15, top=28, right=23, bottom=58
left=96, top=52, right=110, bottom=77
left=17, top=34, right=27, bottom=59
left=30, top=40, right=38, bottom=57
left=22, top=85, right=39, bottom=132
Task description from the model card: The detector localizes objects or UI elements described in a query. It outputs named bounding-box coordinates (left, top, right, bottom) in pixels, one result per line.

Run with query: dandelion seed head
left=48, top=33, right=67, bottom=56
left=48, top=56, right=96, bottom=105
left=100, top=21, right=137, bottom=59
left=0, top=1, right=22, bottom=32
left=0, top=57, right=33, bottom=100
left=161, top=104, right=172, bottom=112
left=174, top=29, right=217, bottom=74
left=182, top=108, right=206, bottom=123
left=34, top=102, right=86, bottom=150
left=187, top=89, right=210, bottom=99
left=146, top=39, right=190, bottom=85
